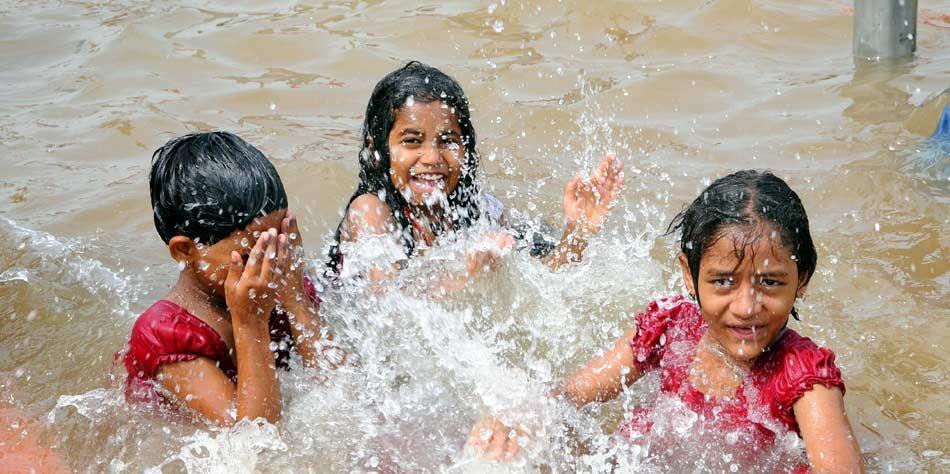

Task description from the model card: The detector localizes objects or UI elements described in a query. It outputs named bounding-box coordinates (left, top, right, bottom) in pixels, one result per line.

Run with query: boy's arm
left=794, top=385, right=864, bottom=474
left=542, top=155, right=624, bottom=272
left=158, top=232, right=284, bottom=426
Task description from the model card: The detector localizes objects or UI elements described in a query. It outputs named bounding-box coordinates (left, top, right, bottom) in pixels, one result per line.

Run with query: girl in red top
left=123, top=132, right=333, bottom=426
left=470, top=170, right=863, bottom=472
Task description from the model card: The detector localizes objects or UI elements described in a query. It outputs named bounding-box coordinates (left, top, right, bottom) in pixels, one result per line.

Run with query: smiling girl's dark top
left=623, top=296, right=844, bottom=445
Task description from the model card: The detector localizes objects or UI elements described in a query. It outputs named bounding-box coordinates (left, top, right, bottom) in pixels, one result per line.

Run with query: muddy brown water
left=0, top=0, right=947, bottom=472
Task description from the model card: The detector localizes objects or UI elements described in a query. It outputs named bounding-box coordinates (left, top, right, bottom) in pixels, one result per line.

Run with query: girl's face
left=387, top=100, right=463, bottom=208
left=680, top=225, right=809, bottom=366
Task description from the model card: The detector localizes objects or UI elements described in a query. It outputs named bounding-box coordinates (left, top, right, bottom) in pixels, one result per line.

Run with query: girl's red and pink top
left=622, top=296, right=844, bottom=447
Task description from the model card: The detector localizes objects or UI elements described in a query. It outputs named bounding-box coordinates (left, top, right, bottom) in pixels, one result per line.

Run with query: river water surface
left=0, top=0, right=948, bottom=472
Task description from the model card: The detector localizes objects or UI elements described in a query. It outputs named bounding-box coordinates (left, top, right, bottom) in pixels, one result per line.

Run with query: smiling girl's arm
left=794, top=385, right=864, bottom=473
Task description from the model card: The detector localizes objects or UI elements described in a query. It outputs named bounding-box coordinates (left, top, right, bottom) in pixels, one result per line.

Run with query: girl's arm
left=158, top=231, right=285, bottom=426
left=554, top=327, right=641, bottom=405
left=542, top=155, right=624, bottom=272
left=794, top=385, right=864, bottom=474
left=469, top=327, right=642, bottom=460
left=341, top=194, right=511, bottom=291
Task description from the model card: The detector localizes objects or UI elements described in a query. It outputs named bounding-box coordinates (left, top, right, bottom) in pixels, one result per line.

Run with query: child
left=469, top=170, right=864, bottom=472
left=123, top=132, right=331, bottom=426
left=326, top=61, right=624, bottom=281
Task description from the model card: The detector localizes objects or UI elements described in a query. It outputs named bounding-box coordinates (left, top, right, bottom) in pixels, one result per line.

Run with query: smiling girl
left=327, top=61, right=623, bottom=282
left=469, top=170, right=863, bottom=472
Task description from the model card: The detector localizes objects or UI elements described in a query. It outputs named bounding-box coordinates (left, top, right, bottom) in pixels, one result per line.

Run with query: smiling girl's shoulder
left=342, top=193, right=397, bottom=239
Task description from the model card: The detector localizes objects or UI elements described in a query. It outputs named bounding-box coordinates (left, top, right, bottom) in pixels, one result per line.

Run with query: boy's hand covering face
left=224, top=228, right=287, bottom=322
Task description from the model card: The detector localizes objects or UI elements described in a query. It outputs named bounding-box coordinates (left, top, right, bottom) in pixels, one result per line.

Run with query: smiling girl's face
left=680, top=225, right=809, bottom=366
left=387, top=100, right=463, bottom=208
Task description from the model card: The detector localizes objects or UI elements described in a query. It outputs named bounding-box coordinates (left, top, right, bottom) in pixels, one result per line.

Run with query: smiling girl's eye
left=758, top=278, right=783, bottom=288
left=402, top=137, right=422, bottom=146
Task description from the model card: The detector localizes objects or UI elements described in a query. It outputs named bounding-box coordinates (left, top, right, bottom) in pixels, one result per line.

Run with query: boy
left=124, top=131, right=329, bottom=426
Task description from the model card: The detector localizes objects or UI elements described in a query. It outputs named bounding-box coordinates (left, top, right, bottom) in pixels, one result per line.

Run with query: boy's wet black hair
left=149, top=131, right=288, bottom=245
left=667, top=170, right=817, bottom=319
left=327, top=61, right=482, bottom=272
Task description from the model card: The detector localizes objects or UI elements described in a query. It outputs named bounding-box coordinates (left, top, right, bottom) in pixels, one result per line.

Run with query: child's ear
left=796, top=272, right=810, bottom=298
left=167, top=236, right=196, bottom=267
left=677, top=253, right=696, bottom=297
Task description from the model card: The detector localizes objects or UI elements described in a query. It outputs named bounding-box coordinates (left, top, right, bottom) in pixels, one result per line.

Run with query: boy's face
left=189, top=210, right=286, bottom=297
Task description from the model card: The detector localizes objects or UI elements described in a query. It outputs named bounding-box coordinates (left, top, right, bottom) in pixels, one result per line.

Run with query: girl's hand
left=466, top=231, right=515, bottom=276
left=225, top=228, right=286, bottom=323
left=467, top=415, right=526, bottom=461
left=562, top=155, right=624, bottom=238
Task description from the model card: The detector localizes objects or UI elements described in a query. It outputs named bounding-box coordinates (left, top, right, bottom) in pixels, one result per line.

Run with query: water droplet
left=492, top=19, right=504, bottom=33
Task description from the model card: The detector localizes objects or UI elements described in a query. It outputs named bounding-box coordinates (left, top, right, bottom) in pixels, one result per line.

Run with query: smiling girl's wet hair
left=150, top=131, right=288, bottom=245
left=328, top=61, right=482, bottom=272
left=667, top=170, right=817, bottom=316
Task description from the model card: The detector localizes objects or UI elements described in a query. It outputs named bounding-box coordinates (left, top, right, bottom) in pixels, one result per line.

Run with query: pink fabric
left=622, top=296, right=845, bottom=444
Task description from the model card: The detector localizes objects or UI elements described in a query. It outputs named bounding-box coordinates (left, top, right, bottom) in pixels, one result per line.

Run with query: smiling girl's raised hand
left=543, top=156, right=624, bottom=271
left=562, top=155, right=624, bottom=238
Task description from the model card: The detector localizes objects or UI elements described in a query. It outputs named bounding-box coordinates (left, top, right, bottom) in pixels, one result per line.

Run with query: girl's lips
left=727, top=325, right=761, bottom=340
left=410, top=173, right=446, bottom=193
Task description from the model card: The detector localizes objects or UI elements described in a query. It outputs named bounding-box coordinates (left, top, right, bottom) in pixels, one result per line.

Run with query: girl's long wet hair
left=666, top=170, right=817, bottom=320
left=327, top=61, right=482, bottom=273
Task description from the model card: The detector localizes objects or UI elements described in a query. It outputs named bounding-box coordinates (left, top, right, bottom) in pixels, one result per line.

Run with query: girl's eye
left=759, top=278, right=783, bottom=288
left=712, top=278, right=734, bottom=288
left=402, top=137, right=422, bottom=145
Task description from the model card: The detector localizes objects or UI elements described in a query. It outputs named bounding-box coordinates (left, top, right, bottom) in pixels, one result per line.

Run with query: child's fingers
left=276, top=233, right=289, bottom=275
left=225, top=251, right=244, bottom=288
left=487, top=430, right=508, bottom=460
left=502, top=437, right=520, bottom=461
left=593, top=155, right=613, bottom=181
left=565, top=175, right=580, bottom=198
left=259, top=228, right=278, bottom=282
left=245, top=231, right=268, bottom=278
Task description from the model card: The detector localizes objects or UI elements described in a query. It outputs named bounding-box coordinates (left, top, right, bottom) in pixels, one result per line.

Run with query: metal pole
left=853, top=0, right=917, bottom=60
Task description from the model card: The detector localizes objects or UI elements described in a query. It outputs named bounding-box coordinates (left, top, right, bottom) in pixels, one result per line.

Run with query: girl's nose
left=418, top=142, right=445, bottom=166
left=731, top=280, right=762, bottom=318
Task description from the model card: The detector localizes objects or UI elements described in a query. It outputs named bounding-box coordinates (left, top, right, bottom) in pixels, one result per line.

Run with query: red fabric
left=123, top=278, right=321, bottom=404
left=622, top=296, right=845, bottom=446
left=123, top=300, right=236, bottom=404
